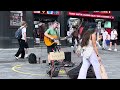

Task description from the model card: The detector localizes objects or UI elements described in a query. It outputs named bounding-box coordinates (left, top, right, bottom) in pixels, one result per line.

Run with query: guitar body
left=44, top=35, right=58, bottom=46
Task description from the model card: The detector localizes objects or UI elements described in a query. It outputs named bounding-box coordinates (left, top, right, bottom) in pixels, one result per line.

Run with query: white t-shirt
left=102, top=31, right=108, bottom=40
left=107, top=34, right=110, bottom=40
left=21, top=26, right=26, bottom=40
left=67, top=31, right=71, bottom=36
left=101, top=28, right=105, bottom=34
left=111, top=29, right=118, bottom=40
left=69, top=28, right=74, bottom=35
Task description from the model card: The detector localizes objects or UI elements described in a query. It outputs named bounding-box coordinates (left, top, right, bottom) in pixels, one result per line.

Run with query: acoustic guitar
left=44, top=35, right=67, bottom=46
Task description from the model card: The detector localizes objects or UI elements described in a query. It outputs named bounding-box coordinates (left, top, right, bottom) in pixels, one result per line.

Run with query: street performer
left=44, top=21, right=59, bottom=66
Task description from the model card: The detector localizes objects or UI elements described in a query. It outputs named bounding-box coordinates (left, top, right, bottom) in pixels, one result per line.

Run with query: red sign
left=33, top=11, right=60, bottom=15
left=68, top=12, right=114, bottom=19
left=93, top=11, right=111, bottom=15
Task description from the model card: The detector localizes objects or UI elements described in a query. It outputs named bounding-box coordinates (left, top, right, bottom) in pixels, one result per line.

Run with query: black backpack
left=15, top=27, right=23, bottom=39
left=28, top=53, right=37, bottom=64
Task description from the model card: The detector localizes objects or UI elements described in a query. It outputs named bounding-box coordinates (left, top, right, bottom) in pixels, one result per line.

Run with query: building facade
left=0, top=11, right=34, bottom=48
left=0, top=11, right=120, bottom=48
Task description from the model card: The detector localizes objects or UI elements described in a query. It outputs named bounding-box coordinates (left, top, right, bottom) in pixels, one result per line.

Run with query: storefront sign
left=93, top=11, right=111, bottom=15
left=68, top=12, right=114, bottom=19
left=33, top=11, right=60, bottom=15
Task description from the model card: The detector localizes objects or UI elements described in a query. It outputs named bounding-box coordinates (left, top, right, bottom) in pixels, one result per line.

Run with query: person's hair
left=52, top=21, right=59, bottom=29
left=21, top=21, right=27, bottom=26
left=52, top=21, right=58, bottom=25
left=81, top=28, right=96, bottom=47
left=80, top=22, right=97, bottom=39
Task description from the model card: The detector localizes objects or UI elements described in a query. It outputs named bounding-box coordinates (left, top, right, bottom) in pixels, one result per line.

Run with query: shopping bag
left=100, top=62, right=108, bottom=79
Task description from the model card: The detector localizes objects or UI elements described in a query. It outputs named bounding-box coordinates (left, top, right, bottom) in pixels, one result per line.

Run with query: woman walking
left=78, top=28, right=102, bottom=79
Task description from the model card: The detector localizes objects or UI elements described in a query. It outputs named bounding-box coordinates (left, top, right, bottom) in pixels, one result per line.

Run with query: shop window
left=10, top=11, right=23, bottom=26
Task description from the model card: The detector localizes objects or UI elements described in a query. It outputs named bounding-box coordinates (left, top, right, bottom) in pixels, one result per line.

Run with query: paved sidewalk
left=0, top=46, right=120, bottom=79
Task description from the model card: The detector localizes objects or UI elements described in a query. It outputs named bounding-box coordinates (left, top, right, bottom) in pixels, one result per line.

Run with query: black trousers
left=18, top=39, right=21, bottom=47
left=47, top=44, right=57, bottom=54
left=72, top=36, right=79, bottom=46
left=15, top=39, right=26, bottom=58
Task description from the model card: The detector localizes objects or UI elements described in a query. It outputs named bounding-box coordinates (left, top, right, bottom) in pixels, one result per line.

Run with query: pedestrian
left=96, top=33, right=102, bottom=49
left=102, top=29, right=108, bottom=50
left=77, top=28, right=102, bottom=79
left=15, top=21, right=28, bottom=59
left=71, top=26, right=78, bottom=45
left=108, top=28, right=118, bottom=51
left=71, top=26, right=80, bottom=53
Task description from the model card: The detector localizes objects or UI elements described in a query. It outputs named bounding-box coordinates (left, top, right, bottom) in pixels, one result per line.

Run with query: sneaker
left=102, top=48, right=105, bottom=50
left=108, top=48, right=112, bottom=51
left=73, top=50, right=75, bottom=53
left=114, top=49, right=117, bottom=51
left=14, top=56, right=19, bottom=60
left=25, top=54, right=29, bottom=58
left=71, top=46, right=74, bottom=48
left=18, top=54, right=21, bottom=58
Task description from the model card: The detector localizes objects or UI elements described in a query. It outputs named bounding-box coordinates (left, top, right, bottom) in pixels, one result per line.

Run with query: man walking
left=108, top=28, right=118, bottom=51
left=102, top=29, right=108, bottom=50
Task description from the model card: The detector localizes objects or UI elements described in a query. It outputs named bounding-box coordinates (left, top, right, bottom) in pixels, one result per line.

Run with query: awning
left=68, top=12, right=114, bottom=19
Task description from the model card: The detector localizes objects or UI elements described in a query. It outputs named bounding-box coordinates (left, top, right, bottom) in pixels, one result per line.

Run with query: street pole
left=58, top=11, right=68, bottom=46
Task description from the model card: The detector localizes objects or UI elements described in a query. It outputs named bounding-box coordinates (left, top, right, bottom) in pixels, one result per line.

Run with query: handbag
left=99, top=62, right=108, bottom=79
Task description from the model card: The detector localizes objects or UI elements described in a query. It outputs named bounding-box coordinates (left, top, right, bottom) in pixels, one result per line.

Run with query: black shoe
left=73, top=50, right=75, bottom=53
